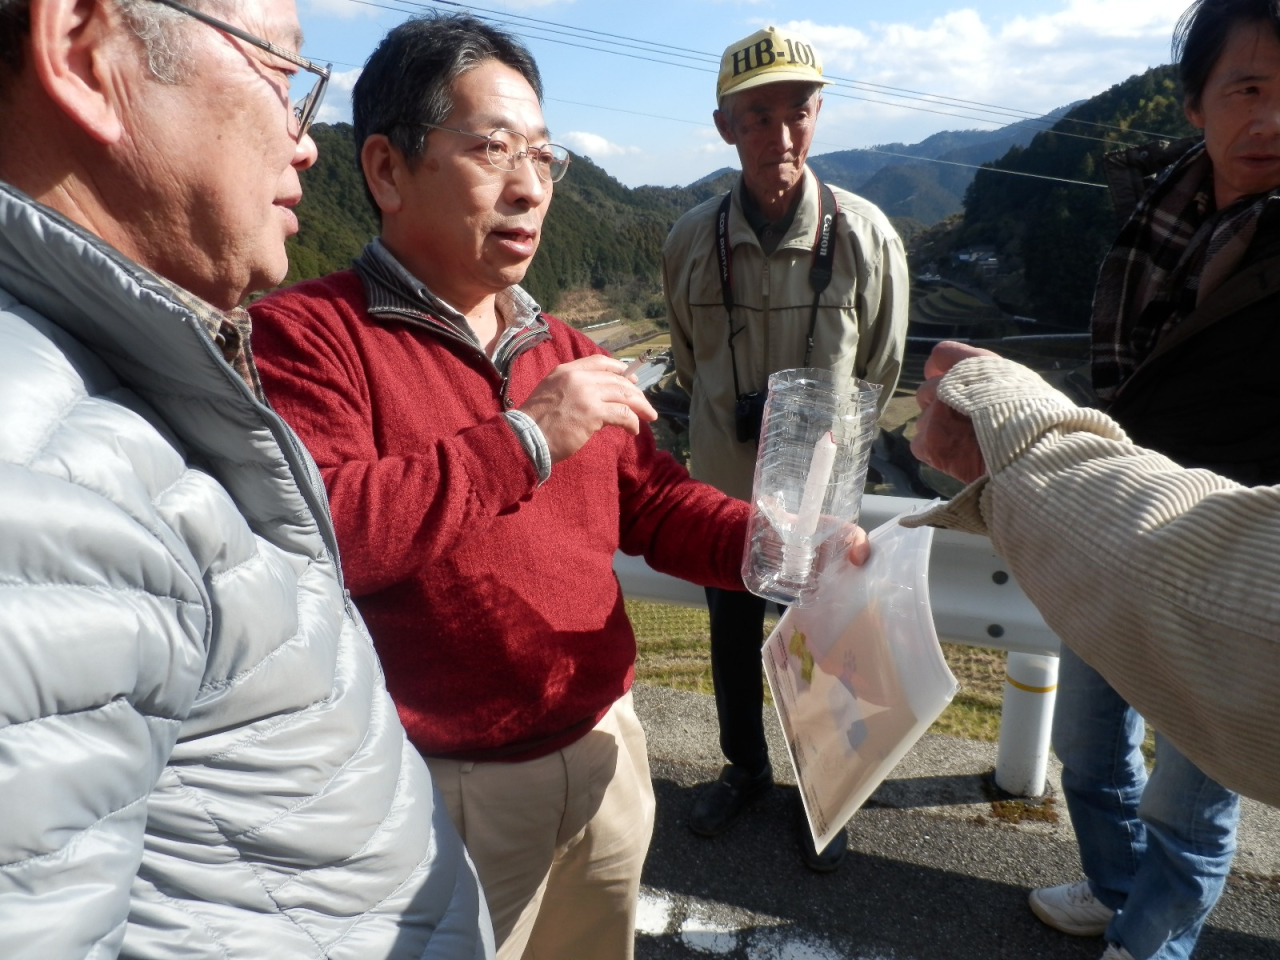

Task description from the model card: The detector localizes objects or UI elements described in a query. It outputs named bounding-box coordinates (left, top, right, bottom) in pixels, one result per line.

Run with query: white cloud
left=770, top=2, right=1183, bottom=150
left=315, top=67, right=361, bottom=125
left=561, top=130, right=641, bottom=158
left=692, top=126, right=736, bottom=157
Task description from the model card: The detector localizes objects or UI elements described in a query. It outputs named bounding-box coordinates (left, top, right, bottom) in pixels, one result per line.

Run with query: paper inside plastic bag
left=763, top=505, right=959, bottom=851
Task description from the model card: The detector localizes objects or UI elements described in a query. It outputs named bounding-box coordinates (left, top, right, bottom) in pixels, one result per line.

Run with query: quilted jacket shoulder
left=0, top=183, right=490, bottom=960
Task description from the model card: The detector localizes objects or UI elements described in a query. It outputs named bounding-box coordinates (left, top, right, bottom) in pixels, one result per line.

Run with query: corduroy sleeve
left=906, top=355, right=1280, bottom=805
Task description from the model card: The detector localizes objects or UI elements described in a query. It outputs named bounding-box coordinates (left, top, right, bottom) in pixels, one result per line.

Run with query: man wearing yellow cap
left=663, top=25, right=909, bottom=871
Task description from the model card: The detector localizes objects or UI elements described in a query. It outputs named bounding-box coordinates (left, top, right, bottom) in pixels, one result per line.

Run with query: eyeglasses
left=413, top=123, right=572, bottom=183
left=146, top=0, right=331, bottom=140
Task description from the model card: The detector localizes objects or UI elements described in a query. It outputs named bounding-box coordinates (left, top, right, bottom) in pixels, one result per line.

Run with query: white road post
left=994, top=651, right=1060, bottom=797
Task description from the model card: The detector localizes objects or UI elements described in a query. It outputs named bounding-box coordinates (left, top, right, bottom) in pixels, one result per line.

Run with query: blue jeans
left=1053, top=644, right=1240, bottom=960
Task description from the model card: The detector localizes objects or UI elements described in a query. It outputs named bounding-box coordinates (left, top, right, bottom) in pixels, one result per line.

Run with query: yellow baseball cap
left=717, top=25, right=831, bottom=101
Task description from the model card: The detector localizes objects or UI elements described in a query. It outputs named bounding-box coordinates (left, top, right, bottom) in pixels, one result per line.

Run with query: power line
left=856, top=145, right=1105, bottom=189
left=448, top=0, right=1176, bottom=141
left=547, top=97, right=709, bottom=127
left=351, top=0, right=1144, bottom=149
left=320, top=0, right=1149, bottom=189
left=824, top=76, right=1176, bottom=141
left=821, top=90, right=1132, bottom=147
left=363, top=0, right=1182, bottom=142
left=346, top=0, right=716, bottom=75
left=549, top=97, right=1107, bottom=190
left=409, top=0, right=717, bottom=60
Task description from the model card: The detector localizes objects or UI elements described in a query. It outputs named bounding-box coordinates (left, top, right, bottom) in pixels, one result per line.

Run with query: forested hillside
left=283, top=123, right=730, bottom=311
left=952, top=65, right=1196, bottom=329
left=283, top=124, right=378, bottom=285
left=809, top=108, right=1072, bottom=222
left=282, top=90, right=1184, bottom=322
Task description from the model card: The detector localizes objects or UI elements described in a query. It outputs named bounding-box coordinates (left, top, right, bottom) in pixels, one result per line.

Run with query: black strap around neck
left=715, top=180, right=838, bottom=397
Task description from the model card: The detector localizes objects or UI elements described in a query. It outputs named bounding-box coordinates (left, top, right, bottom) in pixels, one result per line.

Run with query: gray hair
left=0, top=0, right=228, bottom=87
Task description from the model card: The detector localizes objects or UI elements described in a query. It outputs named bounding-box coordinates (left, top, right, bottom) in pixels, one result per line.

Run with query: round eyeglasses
left=147, top=0, right=331, bottom=141
left=413, top=123, right=572, bottom=183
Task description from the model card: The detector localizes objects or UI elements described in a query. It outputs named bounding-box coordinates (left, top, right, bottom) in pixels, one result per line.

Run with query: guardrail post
left=994, top=651, right=1059, bottom=797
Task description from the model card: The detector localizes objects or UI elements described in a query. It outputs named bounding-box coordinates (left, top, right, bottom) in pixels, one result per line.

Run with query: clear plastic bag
left=763, top=505, right=959, bottom=850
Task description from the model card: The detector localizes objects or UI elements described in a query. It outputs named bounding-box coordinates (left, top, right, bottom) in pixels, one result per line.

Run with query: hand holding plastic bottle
left=910, top=340, right=998, bottom=484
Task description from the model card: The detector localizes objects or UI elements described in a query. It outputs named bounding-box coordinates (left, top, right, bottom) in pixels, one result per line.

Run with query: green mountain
left=281, top=102, right=1130, bottom=317
left=282, top=123, right=378, bottom=286
left=284, top=123, right=730, bottom=312
left=951, top=65, right=1196, bottom=329
left=852, top=162, right=971, bottom=226
left=808, top=107, right=1073, bottom=221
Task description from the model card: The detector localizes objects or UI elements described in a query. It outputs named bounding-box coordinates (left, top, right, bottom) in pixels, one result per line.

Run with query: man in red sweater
left=250, top=13, right=752, bottom=960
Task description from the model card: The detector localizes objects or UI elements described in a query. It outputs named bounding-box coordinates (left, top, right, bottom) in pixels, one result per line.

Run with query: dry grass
left=629, top=599, right=1007, bottom=740
left=616, top=334, right=672, bottom=359
left=556, top=288, right=614, bottom=327
left=631, top=599, right=1158, bottom=762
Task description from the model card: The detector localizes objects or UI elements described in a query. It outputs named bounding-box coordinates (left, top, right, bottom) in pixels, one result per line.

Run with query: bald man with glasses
left=251, top=13, right=757, bottom=960
left=0, top=0, right=489, bottom=956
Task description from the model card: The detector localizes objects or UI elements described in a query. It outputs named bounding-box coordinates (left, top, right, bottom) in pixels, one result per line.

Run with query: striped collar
left=355, top=238, right=544, bottom=357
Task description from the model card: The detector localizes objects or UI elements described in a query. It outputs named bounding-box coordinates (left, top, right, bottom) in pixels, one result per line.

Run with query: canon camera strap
left=715, top=180, right=838, bottom=397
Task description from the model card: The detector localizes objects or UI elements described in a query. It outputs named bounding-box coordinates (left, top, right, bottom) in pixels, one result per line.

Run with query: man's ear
left=1185, top=96, right=1205, bottom=131
left=361, top=134, right=408, bottom=216
left=713, top=107, right=736, bottom=146
left=27, top=0, right=127, bottom=144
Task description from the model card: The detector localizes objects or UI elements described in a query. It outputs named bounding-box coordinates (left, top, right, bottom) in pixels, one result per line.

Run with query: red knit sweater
left=251, top=270, right=749, bottom=761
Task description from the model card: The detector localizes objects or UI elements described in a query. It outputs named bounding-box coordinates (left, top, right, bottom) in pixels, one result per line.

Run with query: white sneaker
left=1028, top=879, right=1116, bottom=936
left=1101, top=946, right=1136, bottom=960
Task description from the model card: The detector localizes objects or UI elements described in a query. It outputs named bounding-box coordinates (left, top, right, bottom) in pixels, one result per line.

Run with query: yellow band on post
left=1005, top=676, right=1058, bottom=695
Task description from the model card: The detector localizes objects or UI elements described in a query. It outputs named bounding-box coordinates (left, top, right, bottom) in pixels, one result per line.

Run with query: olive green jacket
left=663, top=168, right=909, bottom=500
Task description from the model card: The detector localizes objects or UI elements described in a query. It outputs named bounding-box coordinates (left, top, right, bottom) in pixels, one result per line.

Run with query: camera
left=734, top=390, right=766, bottom=444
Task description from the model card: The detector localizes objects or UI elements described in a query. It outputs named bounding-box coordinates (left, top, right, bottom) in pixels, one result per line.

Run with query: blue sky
left=297, top=0, right=1188, bottom=188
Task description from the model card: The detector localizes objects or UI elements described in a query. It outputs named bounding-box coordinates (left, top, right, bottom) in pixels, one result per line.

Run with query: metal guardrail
left=614, top=494, right=1062, bottom=796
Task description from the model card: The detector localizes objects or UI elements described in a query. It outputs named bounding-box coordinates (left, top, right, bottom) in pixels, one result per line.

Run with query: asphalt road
left=632, top=685, right=1280, bottom=960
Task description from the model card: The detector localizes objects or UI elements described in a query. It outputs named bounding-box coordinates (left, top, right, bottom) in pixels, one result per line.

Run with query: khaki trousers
left=426, top=692, right=656, bottom=960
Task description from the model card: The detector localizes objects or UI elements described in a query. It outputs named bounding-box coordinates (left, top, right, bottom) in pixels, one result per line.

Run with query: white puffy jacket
left=0, top=184, right=492, bottom=959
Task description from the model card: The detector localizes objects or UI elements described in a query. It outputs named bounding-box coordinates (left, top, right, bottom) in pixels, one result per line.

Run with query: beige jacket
left=906, top=356, right=1280, bottom=807
left=663, top=169, right=909, bottom=500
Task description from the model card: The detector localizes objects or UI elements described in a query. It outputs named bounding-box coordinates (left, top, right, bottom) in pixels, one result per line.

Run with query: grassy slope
left=628, top=600, right=1005, bottom=741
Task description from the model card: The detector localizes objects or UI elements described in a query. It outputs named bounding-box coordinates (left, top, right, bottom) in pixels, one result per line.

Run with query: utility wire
left=323, top=0, right=1146, bottom=188
left=367, top=0, right=1182, bottom=141
left=344, top=0, right=1151, bottom=146
left=548, top=97, right=710, bottom=127
left=821, top=90, right=1135, bottom=147
left=854, top=145, right=1105, bottom=189
left=347, top=0, right=715, bottom=74
left=398, top=0, right=719, bottom=60
left=548, top=97, right=1107, bottom=190
left=355, top=0, right=1146, bottom=148
left=826, top=74, right=1176, bottom=140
